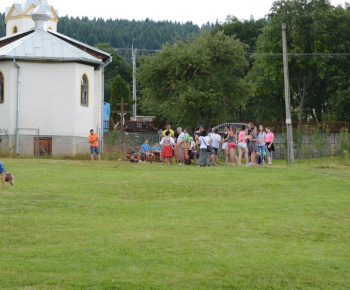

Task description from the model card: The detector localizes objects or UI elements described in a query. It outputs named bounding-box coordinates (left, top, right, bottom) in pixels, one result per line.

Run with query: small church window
left=81, top=74, right=88, bottom=106
left=0, top=72, right=4, bottom=103
left=12, top=26, right=18, bottom=34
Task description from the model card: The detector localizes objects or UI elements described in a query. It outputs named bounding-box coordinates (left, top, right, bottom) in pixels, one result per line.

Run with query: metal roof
left=0, top=29, right=106, bottom=66
left=48, top=30, right=111, bottom=61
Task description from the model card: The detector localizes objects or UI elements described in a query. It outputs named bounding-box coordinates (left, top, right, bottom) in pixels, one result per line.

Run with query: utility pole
left=282, top=23, right=295, bottom=163
left=132, top=38, right=137, bottom=121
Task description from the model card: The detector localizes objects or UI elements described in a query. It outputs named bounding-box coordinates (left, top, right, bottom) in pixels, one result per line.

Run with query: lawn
left=0, top=158, right=349, bottom=289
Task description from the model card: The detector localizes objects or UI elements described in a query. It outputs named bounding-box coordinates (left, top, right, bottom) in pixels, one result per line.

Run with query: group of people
left=125, top=123, right=275, bottom=167
left=221, top=123, right=275, bottom=166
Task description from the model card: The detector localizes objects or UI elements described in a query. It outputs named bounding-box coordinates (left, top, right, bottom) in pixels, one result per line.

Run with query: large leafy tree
left=138, top=31, right=252, bottom=130
left=250, top=0, right=350, bottom=122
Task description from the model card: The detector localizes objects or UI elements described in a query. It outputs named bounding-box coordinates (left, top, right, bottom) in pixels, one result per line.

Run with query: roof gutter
left=13, top=59, right=21, bottom=156
left=100, top=56, right=113, bottom=152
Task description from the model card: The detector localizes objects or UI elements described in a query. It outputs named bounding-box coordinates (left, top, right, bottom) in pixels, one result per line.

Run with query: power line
left=112, top=47, right=350, bottom=57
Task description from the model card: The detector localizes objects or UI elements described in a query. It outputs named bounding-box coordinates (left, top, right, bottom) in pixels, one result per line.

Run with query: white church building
left=0, top=0, right=112, bottom=156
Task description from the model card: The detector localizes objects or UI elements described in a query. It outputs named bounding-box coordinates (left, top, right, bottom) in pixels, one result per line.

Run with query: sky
left=1, top=0, right=347, bottom=26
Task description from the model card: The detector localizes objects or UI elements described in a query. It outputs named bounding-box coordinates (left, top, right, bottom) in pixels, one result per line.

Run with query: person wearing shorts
left=0, top=161, right=14, bottom=190
left=88, top=129, right=101, bottom=161
left=265, top=127, right=275, bottom=165
left=210, top=128, right=221, bottom=165
left=238, top=125, right=249, bottom=166
left=227, top=126, right=238, bottom=165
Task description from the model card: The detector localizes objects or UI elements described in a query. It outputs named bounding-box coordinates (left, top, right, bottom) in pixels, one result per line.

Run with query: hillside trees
left=57, top=16, right=200, bottom=49
left=138, top=31, right=252, bottom=129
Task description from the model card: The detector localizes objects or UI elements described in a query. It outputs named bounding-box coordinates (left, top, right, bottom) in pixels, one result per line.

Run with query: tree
left=110, top=75, right=133, bottom=123
left=250, top=0, right=350, bottom=123
left=214, top=16, right=268, bottom=53
left=95, top=43, right=132, bottom=102
left=138, top=31, right=252, bottom=130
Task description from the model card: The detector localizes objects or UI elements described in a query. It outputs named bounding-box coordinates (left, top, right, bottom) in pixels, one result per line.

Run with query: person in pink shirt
left=265, top=127, right=275, bottom=165
left=237, top=125, right=249, bottom=166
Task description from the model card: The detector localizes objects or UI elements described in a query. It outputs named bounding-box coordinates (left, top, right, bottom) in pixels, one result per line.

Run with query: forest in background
left=0, top=13, right=201, bottom=49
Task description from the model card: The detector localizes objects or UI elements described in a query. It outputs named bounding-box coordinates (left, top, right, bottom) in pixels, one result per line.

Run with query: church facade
left=0, top=0, right=112, bottom=156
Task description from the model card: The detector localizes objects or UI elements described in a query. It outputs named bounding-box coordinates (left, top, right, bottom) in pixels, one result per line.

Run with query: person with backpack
left=198, top=131, right=212, bottom=166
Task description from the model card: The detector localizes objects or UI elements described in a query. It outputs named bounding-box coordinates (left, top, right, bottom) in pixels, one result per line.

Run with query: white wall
left=0, top=61, right=17, bottom=136
left=0, top=61, right=102, bottom=140
left=74, top=63, right=98, bottom=137
left=6, top=17, right=57, bottom=36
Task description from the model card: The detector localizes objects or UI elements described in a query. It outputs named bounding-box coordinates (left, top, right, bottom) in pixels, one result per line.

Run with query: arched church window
left=81, top=74, right=89, bottom=106
left=12, top=26, right=18, bottom=34
left=0, top=72, right=4, bottom=103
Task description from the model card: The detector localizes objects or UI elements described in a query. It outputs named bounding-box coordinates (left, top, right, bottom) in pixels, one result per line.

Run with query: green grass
left=0, top=158, right=349, bottom=289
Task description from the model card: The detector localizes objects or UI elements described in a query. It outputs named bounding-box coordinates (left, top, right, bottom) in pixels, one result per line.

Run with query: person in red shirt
left=88, top=129, right=101, bottom=161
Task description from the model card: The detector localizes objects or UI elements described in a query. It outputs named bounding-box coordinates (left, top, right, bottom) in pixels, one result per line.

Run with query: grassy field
left=0, top=157, right=349, bottom=289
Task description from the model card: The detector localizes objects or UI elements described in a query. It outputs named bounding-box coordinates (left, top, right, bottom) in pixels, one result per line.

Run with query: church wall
left=94, top=69, right=102, bottom=133
left=6, top=18, right=57, bottom=36
left=6, top=13, right=58, bottom=36
left=0, top=61, right=17, bottom=136
left=0, top=61, right=104, bottom=156
left=73, top=63, right=98, bottom=138
left=18, top=62, right=77, bottom=138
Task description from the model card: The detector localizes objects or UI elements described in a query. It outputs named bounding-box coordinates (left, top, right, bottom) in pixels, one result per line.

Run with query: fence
left=1, top=122, right=348, bottom=160
left=101, top=120, right=349, bottom=160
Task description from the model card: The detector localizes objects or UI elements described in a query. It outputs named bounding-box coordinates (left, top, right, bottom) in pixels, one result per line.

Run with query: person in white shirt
left=210, top=128, right=222, bottom=165
left=198, top=131, right=212, bottom=166
left=177, top=127, right=185, bottom=165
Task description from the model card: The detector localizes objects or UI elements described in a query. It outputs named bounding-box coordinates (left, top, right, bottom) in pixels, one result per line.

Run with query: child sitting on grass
left=0, top=161, right=14, bottom=190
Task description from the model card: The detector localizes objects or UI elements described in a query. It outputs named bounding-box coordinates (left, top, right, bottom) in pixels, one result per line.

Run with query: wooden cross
left=111, top=97, right=133, bottom=147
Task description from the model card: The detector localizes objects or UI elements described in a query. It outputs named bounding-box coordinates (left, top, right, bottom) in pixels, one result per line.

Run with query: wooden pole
left=282, top=23, right=295, bottom=163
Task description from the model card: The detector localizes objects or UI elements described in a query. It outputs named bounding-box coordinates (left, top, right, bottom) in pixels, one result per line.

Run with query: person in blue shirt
left=152, top=142, right=161, bottom=152
left=152, top=142, right=162, bottom=163
left=0, top=161, right=14, bottom=190
left=141, top=139, right=154, bottom=162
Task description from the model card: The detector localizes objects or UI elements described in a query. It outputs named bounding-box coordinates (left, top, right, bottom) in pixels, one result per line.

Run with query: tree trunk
left=297, top=75, right=307, bottom=130
left=207, top=105, right=212, bottom=132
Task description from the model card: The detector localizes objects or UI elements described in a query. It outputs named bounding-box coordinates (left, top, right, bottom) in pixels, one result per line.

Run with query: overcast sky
left=1, top=0, right=347, bottom=26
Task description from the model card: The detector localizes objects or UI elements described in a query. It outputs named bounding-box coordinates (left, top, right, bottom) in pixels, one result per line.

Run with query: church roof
left=0, top=29, right=110, bottom=67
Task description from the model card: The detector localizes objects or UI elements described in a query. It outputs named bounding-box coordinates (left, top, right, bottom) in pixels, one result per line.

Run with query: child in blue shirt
left=0, top=161, right=14, bottom=190
left=141, top=140, right=154, bottom=162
